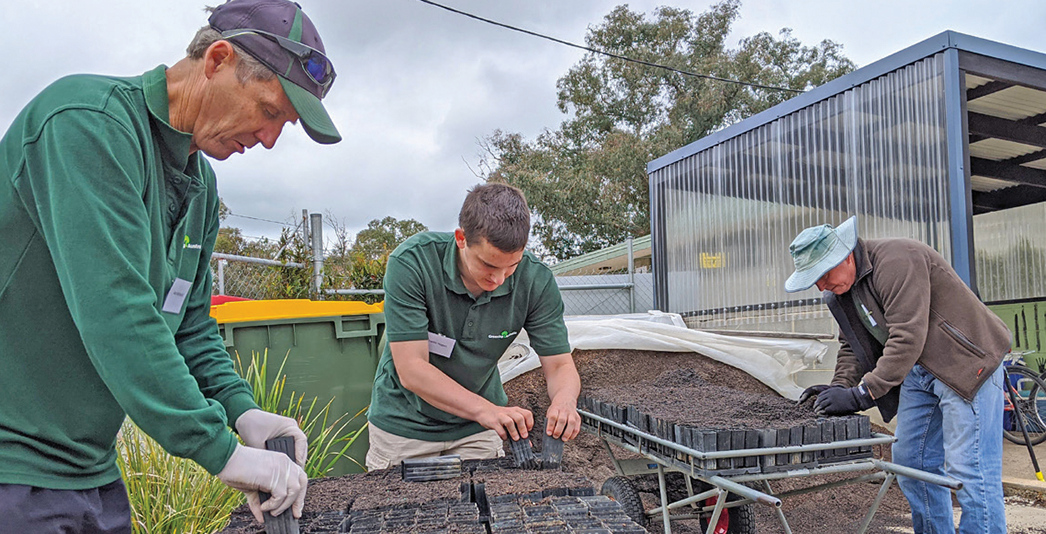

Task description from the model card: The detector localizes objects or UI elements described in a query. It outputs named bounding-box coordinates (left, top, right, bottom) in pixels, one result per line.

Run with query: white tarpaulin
left=498, top=311, right=827, bottom=400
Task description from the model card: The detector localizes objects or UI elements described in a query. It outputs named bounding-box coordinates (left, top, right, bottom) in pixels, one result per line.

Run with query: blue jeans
left=893, top=364, right=1005, bottom=534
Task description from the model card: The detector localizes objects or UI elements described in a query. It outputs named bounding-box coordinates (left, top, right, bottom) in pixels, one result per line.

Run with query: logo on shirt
left=183, top=235, right=202, bottom=250
left=488, top=330, right=519, bottom=339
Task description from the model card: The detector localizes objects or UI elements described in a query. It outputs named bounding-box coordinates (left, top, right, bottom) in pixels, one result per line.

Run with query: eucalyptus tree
left=483, top=0, right=854, bottom=261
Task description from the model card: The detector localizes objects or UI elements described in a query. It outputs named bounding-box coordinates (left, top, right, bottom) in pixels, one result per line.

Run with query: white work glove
left=235, top=409, right=308, bottom=467
left=218, top=444, right=308, bottom=522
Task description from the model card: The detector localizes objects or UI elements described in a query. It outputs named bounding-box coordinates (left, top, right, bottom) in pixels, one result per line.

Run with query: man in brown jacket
left=785, top=216, right=1008, bottom=534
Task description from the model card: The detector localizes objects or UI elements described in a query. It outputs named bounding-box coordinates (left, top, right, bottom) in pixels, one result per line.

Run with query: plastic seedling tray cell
left=541, top=487, right=569, bottom=498
left=802, top=423, right=820, bottom=464
left=260, top=436, right=300, bottom=534
left=790, top=425, right=805, bottom=466
left=402, top=454, right=462, bottom=482
left=508, top=436, right=539, bottom=469
left=542, top=432, right=564, bottom=469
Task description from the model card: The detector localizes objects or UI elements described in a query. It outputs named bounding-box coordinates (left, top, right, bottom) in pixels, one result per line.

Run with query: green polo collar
left=142, top=65, right=195, bottom=174
left=441, top=236, right=513, bottom=301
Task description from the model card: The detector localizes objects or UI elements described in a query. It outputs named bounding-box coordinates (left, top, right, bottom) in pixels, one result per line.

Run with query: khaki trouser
left=365, top=423, right=504, bottom=471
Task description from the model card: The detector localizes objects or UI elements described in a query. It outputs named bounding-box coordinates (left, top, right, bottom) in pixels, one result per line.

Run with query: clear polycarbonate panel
left=652, top=54, right=951, bottom=329
left=975, top=202, right=1046, bottom=302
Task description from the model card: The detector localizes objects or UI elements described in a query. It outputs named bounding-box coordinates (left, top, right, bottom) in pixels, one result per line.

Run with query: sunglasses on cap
left=220, top=28, right=336, bottom=97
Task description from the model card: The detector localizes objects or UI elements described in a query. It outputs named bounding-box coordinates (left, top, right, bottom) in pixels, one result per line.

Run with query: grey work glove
left=235, top=409, right=308, bottom=467
left=813, top=383, right=875, bottom=416
left=217, top=444, right=308, bottom=523
left=797, top=384, right=835, bottom=405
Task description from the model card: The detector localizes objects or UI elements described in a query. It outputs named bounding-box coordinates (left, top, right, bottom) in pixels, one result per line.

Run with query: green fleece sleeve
left=175, top=181, right=260, bottom=433
left=14, top=108, right=239, bottom=475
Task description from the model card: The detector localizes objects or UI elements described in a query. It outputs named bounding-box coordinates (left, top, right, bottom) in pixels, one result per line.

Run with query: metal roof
left=549, top=234, right=651, bottom=276
left=648, top=30, right=1046, bottom=216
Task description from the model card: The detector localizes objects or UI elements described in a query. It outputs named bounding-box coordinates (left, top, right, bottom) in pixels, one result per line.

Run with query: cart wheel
left=698, top=495, right=756, bottom=534
left=600, top=476, right=645, bottom=526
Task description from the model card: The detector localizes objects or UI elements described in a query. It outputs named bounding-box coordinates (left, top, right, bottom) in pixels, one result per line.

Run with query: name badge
left=428, top=332, right=456, bottom=358
left=162, top=278, right=192, bottom=314
left=860, top=303, right=878, bottom=327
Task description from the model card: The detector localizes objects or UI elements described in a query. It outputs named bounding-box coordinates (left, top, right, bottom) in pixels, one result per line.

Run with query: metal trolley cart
left=578, top=406, right=961, bottom=534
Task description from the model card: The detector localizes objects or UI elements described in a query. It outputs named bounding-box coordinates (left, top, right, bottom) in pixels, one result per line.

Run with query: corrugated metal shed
left=647, top=31, right=1046, bottom=329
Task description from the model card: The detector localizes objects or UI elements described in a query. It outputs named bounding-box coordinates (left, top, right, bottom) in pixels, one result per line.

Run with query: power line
left=414, top=0, right=803, bottom=94
left=227, top=212, right=296, bottom=227
left=240, top=234, right=274, bottom=242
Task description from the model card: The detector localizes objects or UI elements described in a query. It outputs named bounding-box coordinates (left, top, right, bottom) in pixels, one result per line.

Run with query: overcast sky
left=2, top=0, right=1044, bottom=247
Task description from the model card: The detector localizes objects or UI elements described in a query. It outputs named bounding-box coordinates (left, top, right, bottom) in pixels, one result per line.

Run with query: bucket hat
left=784, top=216, right=858, bottom=293
left=209, top=0, right=341, bottom=144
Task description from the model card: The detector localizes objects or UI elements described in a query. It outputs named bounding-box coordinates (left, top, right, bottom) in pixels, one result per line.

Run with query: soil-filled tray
left=219, top=467, right=467, bottom=534
left=467, top=457, right=595, bottom=505
left=579, top=368, right=873, bottom=475
left=584, top=368, right=822, bottom=429
left=220, top=459, right=614, bottom=533
left=345, top=502, right=487, bottom=533
left=488, top=495, right=646, bottom=533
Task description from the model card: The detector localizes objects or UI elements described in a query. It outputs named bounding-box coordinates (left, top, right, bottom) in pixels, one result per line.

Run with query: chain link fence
left=210, top=253, right=307, bottom=300
left=211, top=252, right=387, bottom=301
left=211, top=222, right=652, bottom=317
left=556, top=273, right=655, bottom=316
left=553, top=237, right=655, bottom=316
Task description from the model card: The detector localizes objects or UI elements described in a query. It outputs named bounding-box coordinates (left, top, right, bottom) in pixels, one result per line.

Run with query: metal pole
left=858, top=473, right=896, bottom=534
left=942, top=46, right=976, bottom=289
left=871, top=460, right=962, bottom=490
left=212, top=252, right=305, bottom=268
left=762, top=480, right=793, bottom=534
left=704, top=489, right=727, bottom=534
left=323, top=288, right=386, bottom=296
left=657, top=465, right=672, bottom=534
left=218, top=259, right=226, bottom=295
left=1002, top=374, right=1043, bottom=481
left=627, top=236, right=635, bottom=313
left=558, top=283, right=634, bottom=291
left=310, top=213, right=323, bottom=298
left=706, top=476, right=781, bottom=507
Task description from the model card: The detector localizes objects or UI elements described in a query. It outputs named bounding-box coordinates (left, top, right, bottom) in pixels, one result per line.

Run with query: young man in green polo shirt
left=367, top=183, right=582, bottom=469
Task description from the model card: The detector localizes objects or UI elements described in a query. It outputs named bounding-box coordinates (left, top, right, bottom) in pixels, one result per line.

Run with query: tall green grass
left=116, top=349, right=367, bottom=534
left=117, top=422, right=244, bottom=534
left=235, top=349, right=368, bottom=477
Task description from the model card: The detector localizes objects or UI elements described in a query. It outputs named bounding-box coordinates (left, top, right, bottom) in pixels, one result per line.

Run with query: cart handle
left=707, top=475, right=782, bottom=507
left=872, top=459, right=962, bottom=491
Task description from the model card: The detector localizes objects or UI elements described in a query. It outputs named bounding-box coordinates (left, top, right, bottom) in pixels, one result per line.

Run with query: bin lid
left=211, top=295, right=252, bottom=306
left=210, top=299, right=384, bottom=324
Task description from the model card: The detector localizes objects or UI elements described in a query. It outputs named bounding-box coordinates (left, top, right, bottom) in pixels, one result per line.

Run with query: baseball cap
left=784, top=216, right=858, bottom=293
left=209, top=0, right=341, bottom=144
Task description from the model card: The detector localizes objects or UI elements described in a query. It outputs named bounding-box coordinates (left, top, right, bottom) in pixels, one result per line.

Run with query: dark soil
left=220, top=347, right=1043, bottom=534
left=585, top=368, right=823, bottom=430
left=504, top=349, right=913, bottom=534
left=508, top=349, right=783, bottom=490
